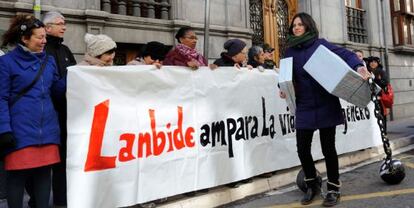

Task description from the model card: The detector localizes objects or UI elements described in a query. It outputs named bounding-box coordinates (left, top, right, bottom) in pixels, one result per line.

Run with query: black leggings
left=296, top=127, right=339, bottom=188
left=6, top=166, right=51, bottom=208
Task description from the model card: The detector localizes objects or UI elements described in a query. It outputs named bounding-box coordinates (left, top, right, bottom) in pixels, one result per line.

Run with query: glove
left=0, top=132, right=16, bottom=152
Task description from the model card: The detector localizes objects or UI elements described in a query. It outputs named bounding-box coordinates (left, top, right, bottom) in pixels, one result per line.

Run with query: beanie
left=84, top=33, right=117, bottom=57
left=142, top=41, right=166, bottom=61
left=224, top=39, right=246, bottom=57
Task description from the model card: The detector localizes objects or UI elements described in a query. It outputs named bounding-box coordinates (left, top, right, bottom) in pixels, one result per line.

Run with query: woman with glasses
left=163, top=26, right=207, bottom=69
left=78, top=33, right=117, bottom=66
left=0, top=14, right=65, bottom=208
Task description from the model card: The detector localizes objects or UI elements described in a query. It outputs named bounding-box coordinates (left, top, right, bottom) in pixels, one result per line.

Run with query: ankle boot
left=322, top=181, right=341, bottom=207
left=300, top=178, right=321, bottom=205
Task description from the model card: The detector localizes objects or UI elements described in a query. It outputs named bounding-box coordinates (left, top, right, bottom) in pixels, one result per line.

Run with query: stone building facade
left=0, top=0, right=413, bottom=119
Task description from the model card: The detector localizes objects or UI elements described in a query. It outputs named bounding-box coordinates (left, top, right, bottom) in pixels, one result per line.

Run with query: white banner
left=66, top=65, right=381, bottom=208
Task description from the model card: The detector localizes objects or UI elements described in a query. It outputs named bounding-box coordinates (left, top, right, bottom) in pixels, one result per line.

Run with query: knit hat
left=142, top=41, right=166, bottom=61
left=84, top=33, right=117, bottom=57
left=224, top=39, right=246, bottom=57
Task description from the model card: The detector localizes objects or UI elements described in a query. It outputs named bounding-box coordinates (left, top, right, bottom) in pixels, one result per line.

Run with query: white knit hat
left=84, top=33, right=117, bottom=57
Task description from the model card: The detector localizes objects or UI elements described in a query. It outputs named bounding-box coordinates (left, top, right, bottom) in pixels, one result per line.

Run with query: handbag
left=9, top=56, right=48, bottom=107
left=380, top=83, right=394, bottom=108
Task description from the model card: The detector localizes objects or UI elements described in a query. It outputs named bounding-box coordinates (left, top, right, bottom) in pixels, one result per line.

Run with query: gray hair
left=42, top=11, right=65, bottom=25
left=248, top=45, right=263, bottom=61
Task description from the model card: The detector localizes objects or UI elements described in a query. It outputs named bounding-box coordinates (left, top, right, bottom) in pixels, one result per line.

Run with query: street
left=221, top=149, right=414, bottom=208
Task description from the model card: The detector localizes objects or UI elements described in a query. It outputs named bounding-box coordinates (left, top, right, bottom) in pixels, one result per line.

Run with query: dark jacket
left=0, top=45, right=65, bottom=153
left=369, top=65, right=388, bottom=90
left=163, top=47, right=207, bottom=67
left=213, top=53, right=236, bottom=66
left=284, top=38, right=363, bottom=129
left=45, top=35, right=76, bottom=140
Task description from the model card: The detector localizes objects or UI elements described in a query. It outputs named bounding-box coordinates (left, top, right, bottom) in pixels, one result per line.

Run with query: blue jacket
left=284, top=38, right=363, bottom=129
left=0, top=45, right=65, bottom=153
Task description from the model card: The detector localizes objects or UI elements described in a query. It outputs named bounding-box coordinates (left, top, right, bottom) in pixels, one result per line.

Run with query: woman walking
left=280, top=12, right=370, bottom=207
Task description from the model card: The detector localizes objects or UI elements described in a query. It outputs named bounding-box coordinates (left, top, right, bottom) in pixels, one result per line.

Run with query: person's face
left=264, top=51, right=274, bottom=60
left=99, top=51, right=116, bottom=65
left=254, top=50, right=265, bottom=64
left=292, top=17, right=306, bottom=37
left=369, top=61, right=378, bottom=69
left=355, top=51, right=364, bottom=61
left=232, top=47, right=248, bottom=64
left=45, top=17, right=66, bottom=38
left=22, top=27, right=47, bottom=53
left=143, top=56, right=159, bottom=65
left=179, top=30, right=197, bottom=49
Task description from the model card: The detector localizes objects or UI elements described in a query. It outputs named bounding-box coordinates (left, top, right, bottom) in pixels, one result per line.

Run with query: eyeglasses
left=184, top=36, right=198, bottom=40
left=20, top=18, right=45, bottom=34
left=49, top=22, right=66, bottom=26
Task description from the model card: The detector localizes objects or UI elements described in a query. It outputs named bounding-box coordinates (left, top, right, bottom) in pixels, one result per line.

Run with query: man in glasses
left=30, top=11, right=76, bottom=208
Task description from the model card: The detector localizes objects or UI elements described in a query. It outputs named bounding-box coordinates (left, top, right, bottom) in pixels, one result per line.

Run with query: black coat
left=213, top=52, right=236, bottom=66
left=45, top=35, right=76, bottom=143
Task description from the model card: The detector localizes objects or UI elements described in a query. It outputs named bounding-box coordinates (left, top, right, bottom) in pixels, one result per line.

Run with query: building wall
left=1, top=0, right=413, bottom=119
left=0, top=0, right=252, bottom=62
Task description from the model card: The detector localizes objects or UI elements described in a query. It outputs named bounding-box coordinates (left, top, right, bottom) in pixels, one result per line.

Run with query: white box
left=303, top=45, right=372, bottom=107
left=278, top=57, right=296, bottom=115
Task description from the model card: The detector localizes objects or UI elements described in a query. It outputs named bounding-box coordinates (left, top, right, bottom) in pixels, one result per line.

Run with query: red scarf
left=175, top=44, right=206, bottom=66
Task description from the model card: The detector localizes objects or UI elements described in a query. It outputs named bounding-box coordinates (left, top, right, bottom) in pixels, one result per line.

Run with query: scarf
left=175, top=44, right=206, bottom=66
left=286, top=31, right=317, bottom=48
left=82, top=53, right=113, bottom=66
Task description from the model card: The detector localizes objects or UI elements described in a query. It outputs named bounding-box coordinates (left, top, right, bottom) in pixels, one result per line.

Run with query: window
left=345, top=0, right=367, bottom=43
left=391, top=0, right=414, bottom=45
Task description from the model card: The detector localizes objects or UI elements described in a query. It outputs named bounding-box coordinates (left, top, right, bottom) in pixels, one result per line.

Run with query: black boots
left=322, top=181, right=341, bottom=207
left=300, top=178, right=321, bottom=205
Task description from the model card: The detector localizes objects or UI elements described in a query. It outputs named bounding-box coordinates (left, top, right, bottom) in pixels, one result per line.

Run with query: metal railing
left=101, top=0, right=171, bottom=19
left=346, top=6, right=368, bottom=43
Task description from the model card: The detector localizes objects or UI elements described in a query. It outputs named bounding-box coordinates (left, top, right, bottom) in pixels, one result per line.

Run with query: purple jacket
left=284, top=38, right=363, bottom=129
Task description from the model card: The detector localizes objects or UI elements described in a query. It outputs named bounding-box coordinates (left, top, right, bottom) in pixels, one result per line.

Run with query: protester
left=353, top=49, right=366, bottom=67
left=163, top=26, right=207, bottom=69
left=280, top=12, right=369, bottom=206
left=247, top=45, right=265, bottom=69
left=262, top=43, right=276, bottom=70
left=78, top=33, right=117, bottom=66
left=38, top=11, right=76, bottom=207
left=213, top=39, right=250, bottom=69
left=366, top=56, right=391, bottom=124
left=128, top=41, right=167, bottom=69
left=0, top=14, right=65, bottom=208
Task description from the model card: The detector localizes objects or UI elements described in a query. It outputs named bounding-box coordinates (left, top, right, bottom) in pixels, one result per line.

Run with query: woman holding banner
left=280, top=12, right=370, bottom=206
left=0, top=14, right=65, bottom=208
left=163, top=26, right=207, bottom=69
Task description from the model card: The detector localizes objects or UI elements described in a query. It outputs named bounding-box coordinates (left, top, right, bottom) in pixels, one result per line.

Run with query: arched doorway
left=249, top=0, right=297, bottom=66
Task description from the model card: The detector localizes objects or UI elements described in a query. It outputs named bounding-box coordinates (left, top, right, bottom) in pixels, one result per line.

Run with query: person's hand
left=279, top=91, right=286, bottom=99
left=357, top=66, right=370, bottom=80
left=0, top=132, right=16, bottom=152
left=187, top=60, right=199, bottom=70
left=234, top=63, right=241, bottom=69
left=209, top=64, right=218, bottom=70
left=153, top=62, right=162, bottom=69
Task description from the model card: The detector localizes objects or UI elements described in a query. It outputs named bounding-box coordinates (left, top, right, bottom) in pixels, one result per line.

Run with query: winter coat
left=369, top=65, right=388, bottom=89
left=213, top=53, right=237, bottom=67
left=45, top=35, right=76, bottom=140
left=0, top=45, right=65, bottom=153
left=284, top=38, right=363, bottom=129
left=163, top=47, right=207, bottom=67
